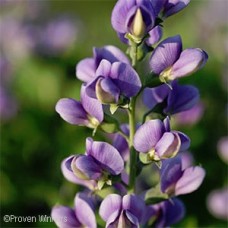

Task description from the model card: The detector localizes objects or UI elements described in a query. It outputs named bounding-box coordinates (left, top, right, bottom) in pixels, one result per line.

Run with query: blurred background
left=0, top=0, right=227, bottom=227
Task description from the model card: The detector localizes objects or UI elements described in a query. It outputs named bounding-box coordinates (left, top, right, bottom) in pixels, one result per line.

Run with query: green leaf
left=145, top=184, right=168, bottom=204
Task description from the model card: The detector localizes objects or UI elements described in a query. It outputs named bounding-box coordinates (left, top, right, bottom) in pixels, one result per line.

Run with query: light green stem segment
left=128, top=96, right=137, bottom=193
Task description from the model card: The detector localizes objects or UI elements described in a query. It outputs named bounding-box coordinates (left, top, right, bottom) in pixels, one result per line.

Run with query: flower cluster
left=53, top=1, right=208, bottom=227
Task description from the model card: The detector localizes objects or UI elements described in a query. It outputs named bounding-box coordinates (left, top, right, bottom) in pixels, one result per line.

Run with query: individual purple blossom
left=143, top=80, right=199, bottom=115
left=150, top=35, right=208, bottom=82
left=51, top=193, right=96, bottom=228
left=134, top=117, right=190, bottom=162
left=69, top=138, right=124, bottom=188
left=217, top=136, right=228, bottom=164
left=55, top=85, right=103, bottom=129
left=111, top=0, right=156, bottom=42
left=86, top=59, right=141, bottom=105
left=76, top=45, right=130, bottom=83
left=160, top=156, right=205, bottom=196
left=144, top=198, right=185, bottom=228
left=207, top=188, right=228, bottom=220
left=99, top=194, right=146, bottom=227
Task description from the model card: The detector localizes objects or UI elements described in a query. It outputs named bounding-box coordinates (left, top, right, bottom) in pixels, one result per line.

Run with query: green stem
left=128, top=96, right=137, bottom=193
left=142, top=108, right=154, bottom=124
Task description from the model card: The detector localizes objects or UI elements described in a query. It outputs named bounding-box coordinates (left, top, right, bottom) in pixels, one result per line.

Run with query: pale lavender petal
left=85, top=137, right=93, bottom=155
left=95, top=59, right=112, bottom=77
left=81, top=85, right=104, bottom=123
left=55, top=98, right=88, bottom=126
left=123, top=194, right=146, bottom=222
left=163, top=0, right=191, bottom=18
left=143, top=84, right=169, bottom=109
left=105, top=210, right=121, bottom=227
left=94, top=45, right=130, bottom=65
left=111, top=0, right=136, bottom=33
left=179, top=151, right=194, bottom=169
left=134, top=119, right=165, bottom=153
left=85, top=77, right=102, bottom=99
left=146, top=26, right=163, bottom=46
left=175, top=166, right=206, bottom=196
left=124, top=211, right=139, bottom=227
left=99, top=194, right=122, bottom=221
left=113, top=133, right=129, bottom=161
left=110, top=62, right=141, bottom=98
left=160, top=157, right=183, bottom=194
left=207, top=188, right=228, bottom=220
left=155, top=132, right=180, bottom=159
left=150, top=35, right=182, bottom=75
left=76, top=58, right=96, bottom=83
left=165, top=82, right=199, bottom=114
left=90, top=141, right=124, bottom=175
left=217, top=136, right=228, bottom=164
left=51, top=206, right=80, bottom=228
left=74, top=155, right=102, bottom=180
left=61, top=156, right=96, bottom=189
left=171, top=48, right=208, bottom=79
left=175, top=131, right=190, bottom=152
left=75, top=194, right=96, bottom=228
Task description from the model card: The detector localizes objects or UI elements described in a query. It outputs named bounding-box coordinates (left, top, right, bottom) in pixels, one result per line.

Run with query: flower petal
left=143, top=84, right=169, bottom=109
left=163, top=0, right=191, bottom=18
left=75, top=194, right=96, bottom=228
left=51, top=206, right=80, bottom=228
left=111, top=0, right=136, bottom=33
left=76, top=58, right=96, bottom=83
left=175, top=166, right=206, bottom=196
left=99, top=194, right=122, bottom=222
left=95, top=59, right=112, bottom=77
left=146, top=26, right=163, bottom=46
left=110, top=62, right=142, bottom=98
left=150, top=35, right=182, bottom=75
left=165, top=81, right=199, bottom=115
left=55, top=98, right=88, bottom=126
left=61, top=156, right=96, bottom=189
left=94, top=45, right=130, bottom=66
left=134, top=119, right=165, bottom=153
left=174, top=131, right=190, bottom=152
left=171, top=48, right=208, bottom=79
left=90, top=141, right=124, bottom=175
left=73, top=155, right=102, bottom=180
left=123, top=194, right=146, bottom=222
left=81, top=84, right=104, bottom=123
left=155, top=132, right=181, bottom=159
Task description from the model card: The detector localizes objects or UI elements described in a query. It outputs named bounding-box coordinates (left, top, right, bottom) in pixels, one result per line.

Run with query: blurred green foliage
left=0, top=0, right=227, bottom=227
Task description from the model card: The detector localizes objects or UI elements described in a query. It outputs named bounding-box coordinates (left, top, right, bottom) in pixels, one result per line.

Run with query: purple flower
left=162, top=0, right=191, bottom=18
left=207, top=188, right=228, bottom=220
left=69, top=138, right=124, bottom=188
left=160, top=156, right=205, bottom=196
left=217, top=136, right=228, bottom=164
left=76, top=45, right=130, bottom=83
left=99, top=194, right=146, bottom=227
left=143, top=80, right=199, bottom=115
left=146, top=25, right=163, bottom=46
left=55, top=85, right=103, bottom=129
left=51, top=193, right=96, bottom=228
left=150, top=35, right=208, bottom=82
left=145, top=198, right=185, bottom=228
left=134, top=117, right=190, bottom=162
left=86, top=59, right=141, bottom=105
left=111, top=0, right=156, bottom=42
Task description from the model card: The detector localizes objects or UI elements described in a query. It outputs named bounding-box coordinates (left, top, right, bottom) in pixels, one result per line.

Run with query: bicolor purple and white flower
left=150, top=35, right=208, bottom=82
left=86, top=59, right=141, bottom=105
left=144, top=198, right=185, bottom=228
left=160, top=156, right=205, bottom=196
left=76, top=45, right=130, bottom=83
left=143, top=80, right=199, bottom=115
left=134, top=117, right=190, bottom=162
left=51, top=193, right=96, bottom=228
left=111, top=0, right=156, bottom=43
left=99, top=194, right=146, bottom=227
left=55, top=85, right=103, bottom=129
left=67, top=138, right=124, bottom=189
